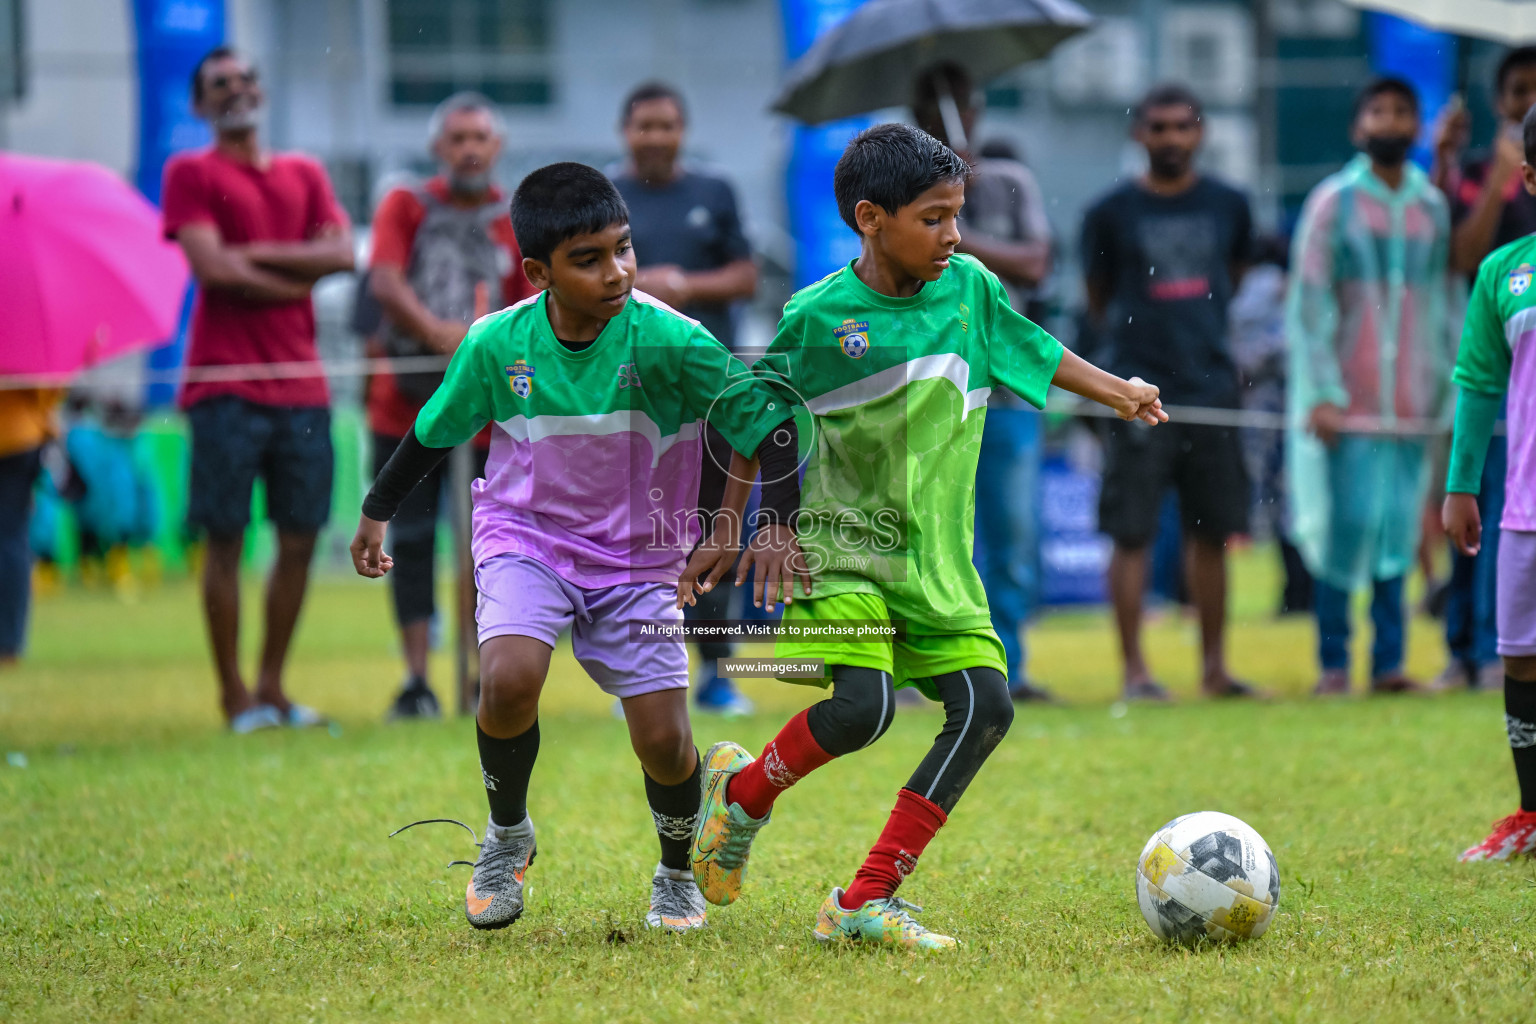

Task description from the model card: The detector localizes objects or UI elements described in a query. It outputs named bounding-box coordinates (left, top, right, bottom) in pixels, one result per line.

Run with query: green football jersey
left=412, top=290, right=785, bottom=586
left=1453, top=234, right=1536, bottom=531
left=754, top=254, right=1064, bottom=630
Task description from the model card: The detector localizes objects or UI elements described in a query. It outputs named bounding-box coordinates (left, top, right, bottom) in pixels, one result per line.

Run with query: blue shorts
left=187, top=396, right=333, bottom=539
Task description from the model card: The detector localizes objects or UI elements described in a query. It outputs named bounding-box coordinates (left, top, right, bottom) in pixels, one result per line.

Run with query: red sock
left=842, top=789, right=948, bottom=908
left=725, top=710, right=834, bottom=818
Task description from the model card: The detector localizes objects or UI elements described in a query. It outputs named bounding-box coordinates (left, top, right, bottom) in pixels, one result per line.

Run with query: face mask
left=448, top=170, right=492, bottom=195
left=1364, top=133, right=1414, bottom=167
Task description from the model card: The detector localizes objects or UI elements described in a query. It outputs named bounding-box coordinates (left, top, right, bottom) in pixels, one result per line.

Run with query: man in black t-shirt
left=610, top=81, right=760, bottom=716
left=611, top=81, right=756, bottom=350
left=1081, top=82, right=1255, bottom=703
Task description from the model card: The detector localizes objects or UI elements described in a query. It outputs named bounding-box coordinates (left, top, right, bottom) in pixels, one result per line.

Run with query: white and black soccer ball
left=1135, top=811, right=1279, bottom=943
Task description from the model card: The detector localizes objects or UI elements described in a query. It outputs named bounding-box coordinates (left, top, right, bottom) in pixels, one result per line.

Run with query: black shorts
left=187, top=396, right=333, bottom=539
left=1097, top=420, right=1249, bottom=547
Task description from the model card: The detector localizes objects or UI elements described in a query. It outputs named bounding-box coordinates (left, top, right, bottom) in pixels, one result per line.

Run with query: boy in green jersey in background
left=1445, top=106, right=1536, bottom=863
left=691, top=124, right=1166, bottom=949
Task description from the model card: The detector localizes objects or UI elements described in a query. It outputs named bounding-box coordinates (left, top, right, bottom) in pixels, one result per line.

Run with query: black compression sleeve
left=361, top=428, right=452, bottom=521
left=697, top=418, right=800, bottom=535
left=696, top=423, right=734, bottom=537
left=754, top=416, right=800, bottom=528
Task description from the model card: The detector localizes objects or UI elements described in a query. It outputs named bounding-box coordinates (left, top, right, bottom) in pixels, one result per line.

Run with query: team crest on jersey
left=1510, top=264, right=1533, bottom=297
left=833, top=318, right=870, bottom=358
left=505, top=360, right=536, bottom=398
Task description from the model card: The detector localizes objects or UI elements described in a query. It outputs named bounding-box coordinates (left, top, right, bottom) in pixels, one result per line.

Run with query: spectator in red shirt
left=162, top=46, right=355, bottom=733
left=367, top=92, right=533, bottom=718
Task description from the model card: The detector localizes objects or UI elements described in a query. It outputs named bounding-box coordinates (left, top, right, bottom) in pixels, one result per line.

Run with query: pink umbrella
left=0, top=152, right=189, bottom=376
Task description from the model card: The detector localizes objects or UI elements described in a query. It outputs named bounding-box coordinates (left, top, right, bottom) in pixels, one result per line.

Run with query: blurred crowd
left=3, top=42, right=1533, bottom=728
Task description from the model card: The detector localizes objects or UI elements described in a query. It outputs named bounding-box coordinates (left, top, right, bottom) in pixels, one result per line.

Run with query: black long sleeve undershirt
left=696, top=417, right=800, bottom=534
left=361, top=429, right=449, bottom=522
left=362, top=416, right=801, bottom=529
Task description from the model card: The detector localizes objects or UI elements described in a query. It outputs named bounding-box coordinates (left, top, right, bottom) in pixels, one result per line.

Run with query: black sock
left=1507, top=679, right=1536, bottom=812
left=477, top=720, right=539, bottom=828
left=645, top=751, right=702, bottom=871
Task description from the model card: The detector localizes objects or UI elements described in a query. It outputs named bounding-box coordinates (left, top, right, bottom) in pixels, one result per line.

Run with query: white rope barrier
left=0, top=354, right=1493, bottom=437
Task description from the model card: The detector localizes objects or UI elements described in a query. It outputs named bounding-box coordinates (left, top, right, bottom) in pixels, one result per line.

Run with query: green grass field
left=3, top=551, right=1535, bottom=1022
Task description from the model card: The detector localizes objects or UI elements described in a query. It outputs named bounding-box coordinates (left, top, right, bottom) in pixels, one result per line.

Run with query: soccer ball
left=1135, top=811, right=1279, bottom=943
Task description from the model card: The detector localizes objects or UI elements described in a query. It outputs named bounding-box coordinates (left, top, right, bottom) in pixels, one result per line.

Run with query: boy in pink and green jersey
left=352, top=163, right=801, bottom=932
left=1445, top=105, right=1536, bottom=863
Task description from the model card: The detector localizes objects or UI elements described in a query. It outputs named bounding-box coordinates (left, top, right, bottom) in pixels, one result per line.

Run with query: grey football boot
left=465, top=815, right=536, bottom=929
left=645, top=863, right=708, bottom=932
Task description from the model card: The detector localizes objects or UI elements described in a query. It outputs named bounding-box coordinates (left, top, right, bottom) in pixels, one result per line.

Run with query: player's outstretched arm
left=1051, top=349, right=1167, bottom=425
left=354, top=427, right=455, bottom=579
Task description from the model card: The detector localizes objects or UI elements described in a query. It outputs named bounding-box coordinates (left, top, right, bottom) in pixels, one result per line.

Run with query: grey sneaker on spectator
left=1313, top=670, right=1351, bottom=697
left=388, top=679, right=441, bottom=721
left=1123, top=680, right=1171, bottom=702
left=1370, top=673, right=1425, bottom=695
left=1431, top=661, right=1473, bottom=692
left=1009, top=680, right=1059, bottom=703
left=229, top=704, right=283, bottom=734
left=645, top=863, right=707, bottom=932
left=1476, top=663, right=1506, bottom=693
left=281, top=704, right=328, bottom=728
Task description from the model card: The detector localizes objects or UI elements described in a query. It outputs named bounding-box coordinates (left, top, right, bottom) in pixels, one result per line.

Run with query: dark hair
left=1134, top=82, right=1203, bottom=123
left=1496, top=46, right=1536, bottom=95
left=190, top=45, right=240, bottom=103
left=833, top=123, right=969, bottom=231
left=510, top=162, right=630, bottom=264
left=1524, top=104, right=1536, bottom=166
left=1353, top=76, right=1419, bottom=120
left=621, top=81, right=686, bottom=124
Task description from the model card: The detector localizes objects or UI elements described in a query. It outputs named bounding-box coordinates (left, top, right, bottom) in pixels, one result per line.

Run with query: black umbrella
left=771, top=0, right=1095, bottom=136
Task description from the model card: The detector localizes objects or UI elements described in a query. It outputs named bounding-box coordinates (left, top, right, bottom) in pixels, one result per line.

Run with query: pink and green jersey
left=413, top=290, right=784, bottom=586
left=754, top=254, right=1064, bottom=631
left=1455, top=233, right=1536, bottom=531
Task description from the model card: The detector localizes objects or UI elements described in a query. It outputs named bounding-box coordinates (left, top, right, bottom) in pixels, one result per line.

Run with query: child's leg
left=620, top=688, right=701, bottom=870
left=842, top=667, right=1013, bottom=908
left=476, top=635, right=551, bottom=828
left=727, top=665, right=896, bottom=818
left=1506, top=656, right=1536, bottom=812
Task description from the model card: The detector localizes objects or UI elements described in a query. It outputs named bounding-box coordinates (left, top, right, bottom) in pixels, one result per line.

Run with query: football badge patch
left=1510, top=263, right=1533, bottom=297
left=505, top=360, right=536, bottom=398
left=833, top=318, right=870, bottom=359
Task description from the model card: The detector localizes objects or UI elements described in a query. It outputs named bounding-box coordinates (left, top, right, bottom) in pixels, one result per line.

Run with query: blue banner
left=132, top=0, right=225, bottom=405
left=780, top=0, right=874, bottom=287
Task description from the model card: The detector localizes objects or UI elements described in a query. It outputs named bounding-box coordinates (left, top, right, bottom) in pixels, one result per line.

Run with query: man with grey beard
left=163, top=46, right=355, bottom=733
left=365, top=92, right=532, bottom=719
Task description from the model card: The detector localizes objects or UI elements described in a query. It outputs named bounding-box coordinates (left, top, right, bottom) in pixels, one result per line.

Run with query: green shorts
left=772, top=592, right=1006, bottom=701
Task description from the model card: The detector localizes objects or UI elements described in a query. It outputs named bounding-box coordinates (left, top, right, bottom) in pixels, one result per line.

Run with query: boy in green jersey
left=1445, top=106, right=1536, bottom=862
left=691, top=124, right=1166, bottom=949
left=352, top=163, right=802, bottom=932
